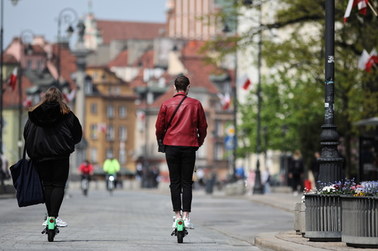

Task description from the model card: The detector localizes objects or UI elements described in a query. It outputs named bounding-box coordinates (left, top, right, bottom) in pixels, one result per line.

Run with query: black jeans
left=36, top=158, right=69, bottom=218
left=165, top=146, right=197, bottom=212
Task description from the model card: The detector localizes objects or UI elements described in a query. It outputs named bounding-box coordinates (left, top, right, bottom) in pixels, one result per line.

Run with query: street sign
left=224, top=135, right=235, bottom=150
left=226, top=125, right=235, bottom=136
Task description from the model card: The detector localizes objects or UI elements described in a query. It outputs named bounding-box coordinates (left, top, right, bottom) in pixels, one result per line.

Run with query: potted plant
left=341, top=181, right=378, bottom=248
left=303, top=180, right=356, bottom=242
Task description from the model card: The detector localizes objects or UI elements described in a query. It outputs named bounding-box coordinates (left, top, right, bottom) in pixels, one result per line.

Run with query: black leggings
left=36, top=158, right=69, bottom=218
left=165, top=146, right=196, bottom=212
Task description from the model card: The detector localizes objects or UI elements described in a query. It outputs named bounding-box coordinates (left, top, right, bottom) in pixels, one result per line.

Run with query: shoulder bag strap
left=22, top=144, right=27, bottom=160
left=164, top=95, right=187, bottom=136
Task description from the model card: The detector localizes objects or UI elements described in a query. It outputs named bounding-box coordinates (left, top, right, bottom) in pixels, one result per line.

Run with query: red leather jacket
left=155, top=92, right=207, bottom=147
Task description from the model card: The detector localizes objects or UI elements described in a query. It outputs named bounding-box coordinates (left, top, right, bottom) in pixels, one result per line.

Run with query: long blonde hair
left=30, top=87, right=71, bottom=114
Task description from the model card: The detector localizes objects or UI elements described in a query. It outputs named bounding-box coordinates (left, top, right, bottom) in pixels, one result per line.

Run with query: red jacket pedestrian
left=155, top=75, right=207, bottom=230
left=155, top=90, right=207, bottom=147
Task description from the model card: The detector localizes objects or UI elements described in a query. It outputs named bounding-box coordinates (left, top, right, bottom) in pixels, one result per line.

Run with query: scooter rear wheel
left=177, top=231, right=184, bottom=243
left=47, top=230, right=55, bottom=242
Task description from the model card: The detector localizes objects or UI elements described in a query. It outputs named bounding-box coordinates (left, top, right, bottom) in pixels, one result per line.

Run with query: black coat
left=23, top=101, right=82, bottom=161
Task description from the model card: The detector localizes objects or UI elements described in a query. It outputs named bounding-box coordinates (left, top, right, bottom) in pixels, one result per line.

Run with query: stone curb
left=255, top=232, right=327, bottom=251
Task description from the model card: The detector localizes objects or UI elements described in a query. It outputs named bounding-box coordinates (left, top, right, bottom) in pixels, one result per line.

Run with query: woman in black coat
left=23, top=87, right=82, bottom=231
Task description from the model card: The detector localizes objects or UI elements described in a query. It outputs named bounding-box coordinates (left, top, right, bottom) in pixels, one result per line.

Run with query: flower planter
left=341, top=196, right=378, bottom=248
left=304, top=194, right=341, bottom=241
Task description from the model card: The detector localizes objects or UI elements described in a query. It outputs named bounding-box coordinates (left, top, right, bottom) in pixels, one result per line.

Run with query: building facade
left=85, top=67, right=137, bottom=172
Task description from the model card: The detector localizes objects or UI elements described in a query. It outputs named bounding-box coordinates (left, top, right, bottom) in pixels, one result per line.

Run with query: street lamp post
left=73, top=20, right=89, bottom=168
left=253, top=0, right=264, bottom=194
left=17, top=30, right=34, bottom=158
left=317, top=0, right=344, bottom=186
left=56, top=8, right=77, bottom=84
left=0, top=0, right=4, bottom=155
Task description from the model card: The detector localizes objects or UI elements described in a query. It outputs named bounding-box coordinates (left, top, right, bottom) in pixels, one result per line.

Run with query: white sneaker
left=172, top=216, right=178, bottom=228
left=42, top=217, right=68, bottom=227
left=184, top=218, right=194, bottom=229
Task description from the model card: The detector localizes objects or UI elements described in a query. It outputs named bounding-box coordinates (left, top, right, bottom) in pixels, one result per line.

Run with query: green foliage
left=205, top=0, right=378, bottom=175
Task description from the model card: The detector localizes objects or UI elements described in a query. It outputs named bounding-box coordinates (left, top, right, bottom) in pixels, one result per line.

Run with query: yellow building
left=85, top=66, right=137, bottom=173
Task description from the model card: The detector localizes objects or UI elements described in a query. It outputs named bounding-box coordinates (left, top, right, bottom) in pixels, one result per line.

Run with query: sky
left=3, top=0, right=167, bottom=46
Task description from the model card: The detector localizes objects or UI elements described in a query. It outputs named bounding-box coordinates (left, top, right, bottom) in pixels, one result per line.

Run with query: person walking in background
left=261, top=168, right=271, bottom=193
left=155, top=75, right=207, bottom=229
left=0, top=153, right=9, bottom=189
left=311, top=151, right=321, bottom=189
left=288, top=150, right=304, bottom=195
left=23, top=87, right=82, bottom=230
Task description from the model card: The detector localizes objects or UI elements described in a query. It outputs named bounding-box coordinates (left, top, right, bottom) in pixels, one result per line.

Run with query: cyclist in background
left=103, top=156, right=120, bottom=190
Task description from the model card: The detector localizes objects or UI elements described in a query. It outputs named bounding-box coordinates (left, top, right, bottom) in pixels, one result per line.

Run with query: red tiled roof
left=182, top=40, right=207, bottom=57
left=151, top=40, right=224, bottom=107
left=31, top=44, right=46, bottom=55
left=3, top=54, right=18, bottom=64
left=52, top=44, right=77, bottom=89
left=180, top=40, right=221, bottom=94
left=130, top=75, right=146, bottom=89
left=96, top=20, right=166, bottom=44
left=182, top=58, right=220, bottom=94
left=133, top=50, right=154, bottom=68
left=108, top=49, right=128, bottom=67
left=151, top=88, right=175, bottom=108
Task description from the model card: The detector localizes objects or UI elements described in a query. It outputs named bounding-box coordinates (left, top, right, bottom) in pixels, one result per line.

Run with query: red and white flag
left=23, top=96, right=32, bottom=108
left=358, top=49, right=378, bottom=72
left=137, top=111, right=145, bottom=121
left=63, top=89, right=77, bottom=103
left=8, top=67, right=18, bottom=91
left=344, top=0, right=368, bottom=22
left=217, top=93, right=231, bottom=110
left=98, top=123, right=107, bottom=133
left=242, top=78, right=251, bottom=90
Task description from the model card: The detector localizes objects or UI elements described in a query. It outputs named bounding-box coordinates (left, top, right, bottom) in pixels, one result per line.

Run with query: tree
left=205, top=0, right=378, bottom=177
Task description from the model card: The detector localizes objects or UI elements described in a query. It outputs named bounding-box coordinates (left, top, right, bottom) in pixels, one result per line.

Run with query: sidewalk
left=236, top=191, right=378, bottom=251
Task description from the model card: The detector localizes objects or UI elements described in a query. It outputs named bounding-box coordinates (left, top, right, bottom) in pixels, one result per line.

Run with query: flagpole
left=232, top=3, right=238, bottom=181
left=367, top=1, right=378, bottom=16
left=18, top=30, right=34, bottom=158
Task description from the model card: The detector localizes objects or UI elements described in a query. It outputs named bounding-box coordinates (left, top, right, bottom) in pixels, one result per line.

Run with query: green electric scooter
left=41, top=217, right=59, bottom=242
left=171, top=218, right=188, bottom=243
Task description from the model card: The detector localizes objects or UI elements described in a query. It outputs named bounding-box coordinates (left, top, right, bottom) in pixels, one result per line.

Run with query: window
left=37, top=60, right=43, bottom=71
left=119, top=106, right=127, bottom=118
left=214, top=143, right=224, bottom=160
left=26, top=59, right=32, bottom=70
left=90, top=103, right=97, bottom=115
left=106, top=125, right=114, bottom=141
left=85, top=78, right=93, bottom=95
left=119, top=126, right=127, bottom=141
left=215, top=120, right=224, bottom=137
left=106, top=105, right=114, bottom=118
left=106, top=148, right=113, bottom=159
left=111, top=87, right=120, bottom=95
left=119, top=149, right=126, bottom=164
left=90, top=124, right=98, bottom=139
left=197, top=144, right=206, bottom=159
left=90, top=148, right=97, bottom=163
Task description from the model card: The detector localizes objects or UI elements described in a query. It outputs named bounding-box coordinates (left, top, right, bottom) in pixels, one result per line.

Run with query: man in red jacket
left=155, top=75, right=207, bottom=229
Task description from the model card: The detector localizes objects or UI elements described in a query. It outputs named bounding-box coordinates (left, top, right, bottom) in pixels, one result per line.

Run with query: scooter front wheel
left=177, top=231, right=184, bottom=243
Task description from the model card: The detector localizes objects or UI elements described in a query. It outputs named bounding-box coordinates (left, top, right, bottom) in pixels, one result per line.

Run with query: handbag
left=10, top=147, right=45, bottom=207
left=158, top=95, right=187, bottom=153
